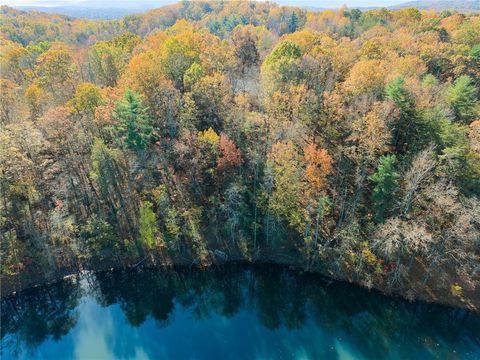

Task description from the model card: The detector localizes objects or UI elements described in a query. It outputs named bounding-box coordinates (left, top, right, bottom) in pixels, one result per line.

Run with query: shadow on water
left=1, top=263, right=480, bottom=359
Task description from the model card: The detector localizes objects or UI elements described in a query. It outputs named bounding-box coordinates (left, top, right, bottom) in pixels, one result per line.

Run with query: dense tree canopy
left=0, top=1, right=479, bottom=309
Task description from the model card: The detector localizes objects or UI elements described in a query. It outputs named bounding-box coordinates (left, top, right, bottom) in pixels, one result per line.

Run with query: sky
left=0, top=0, right=410, bottom=8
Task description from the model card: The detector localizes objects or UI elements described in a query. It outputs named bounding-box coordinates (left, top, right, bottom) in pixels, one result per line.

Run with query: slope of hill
left=12, top=1, right=480, bottom=21
left=14, top=0, right=176, bottom=19
left=15, top=6, right=142, bottom=19
left=1, top=0, right=479, bottom=312
left=391, top=0, right=480, bottom=12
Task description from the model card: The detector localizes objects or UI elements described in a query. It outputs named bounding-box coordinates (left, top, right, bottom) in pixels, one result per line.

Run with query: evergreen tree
left=113, top=90, right=153, bottom=150
left=288, top=12, right=298, bottom=33
left=385, top=77, right=424, bottom=153
left=446, top=75, right=478, bottom=124
left=369, top=155, right=399, bottom=223
left=386, top=77, right=411, bottom=110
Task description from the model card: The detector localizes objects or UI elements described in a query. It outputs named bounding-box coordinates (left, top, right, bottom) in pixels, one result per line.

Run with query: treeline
left=0, top=2, right=479, bottom=307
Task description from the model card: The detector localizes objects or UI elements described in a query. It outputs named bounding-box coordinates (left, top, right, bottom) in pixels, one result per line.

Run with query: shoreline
left=2, top=253, right=478, bottom=314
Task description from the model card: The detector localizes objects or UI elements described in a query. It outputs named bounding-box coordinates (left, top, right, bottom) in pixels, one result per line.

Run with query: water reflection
left=1, top=280, right=81, bottom=355
left=1, top=264, right=479, bottom=359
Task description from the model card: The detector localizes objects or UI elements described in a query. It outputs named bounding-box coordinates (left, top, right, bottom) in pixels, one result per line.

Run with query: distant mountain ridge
left=16, top=0, right=176, bottom=19
left=13, top=0, right=480, bottom=20
left=391, top=0, right=480, bottom=12
left=16, top=6, right=142, bottom=19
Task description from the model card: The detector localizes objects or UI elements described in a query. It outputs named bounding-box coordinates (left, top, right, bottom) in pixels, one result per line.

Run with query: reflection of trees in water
left=2, top=264, right=479, bottom=358
left=248, top=266, right=308, bottom=330
left=1, top=279, right=82, bottom=355
left=91, top=264, right=480, bottom=357
left=92, top=268, right=178, bottom=327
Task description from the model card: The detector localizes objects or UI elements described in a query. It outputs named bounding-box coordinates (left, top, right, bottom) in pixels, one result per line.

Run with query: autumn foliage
left=0, top=1, right=479, bottom=309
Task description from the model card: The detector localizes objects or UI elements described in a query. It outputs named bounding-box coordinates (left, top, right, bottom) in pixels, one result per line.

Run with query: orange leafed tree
left=217, top=134, right=242, bottom=171
left=303, top=143, right=332, bottom=193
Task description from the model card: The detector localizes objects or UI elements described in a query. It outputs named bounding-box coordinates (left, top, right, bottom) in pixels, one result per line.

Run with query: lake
left=1, top=264, right=479, bottom=359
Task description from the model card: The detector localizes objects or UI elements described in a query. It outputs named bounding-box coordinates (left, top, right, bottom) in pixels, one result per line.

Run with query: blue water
left=1, top=265, right=479, bottom=359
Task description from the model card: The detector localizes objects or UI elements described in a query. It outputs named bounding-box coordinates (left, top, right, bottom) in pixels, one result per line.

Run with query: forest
left=0, top=1, right=479, bottom=310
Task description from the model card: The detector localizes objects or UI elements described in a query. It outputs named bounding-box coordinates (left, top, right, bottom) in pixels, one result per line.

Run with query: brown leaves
left=217, top=134, right=242, bottom=171
left=347, top=102, right=393, bottom=163
left=231, top=25, right=260, bottom=72
left=303, top=143, right=332, bottom=193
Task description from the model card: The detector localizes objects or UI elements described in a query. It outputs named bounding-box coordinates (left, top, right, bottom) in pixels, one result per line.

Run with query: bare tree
left=401, top=145, right=436, bottom=216
left=374, top=217, right=434, bottom=286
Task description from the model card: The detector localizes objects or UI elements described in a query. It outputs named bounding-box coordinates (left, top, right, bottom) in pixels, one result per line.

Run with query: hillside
left=1, top=1, right=479, bottom=310
left=392, top=0, right=480, bottom=12
left=15, top=6, right=143, bottom=19
left=10, top=0, right=480, bottom=20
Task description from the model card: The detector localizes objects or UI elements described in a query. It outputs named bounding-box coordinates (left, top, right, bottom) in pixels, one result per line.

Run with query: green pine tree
left=369, top=155, right=399, bottom=223
left=446, top=75, right=478, bottom=124
left=386, top=77, right=425, bottom=153
left=114, top=89, right=153, bottom=150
